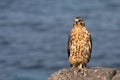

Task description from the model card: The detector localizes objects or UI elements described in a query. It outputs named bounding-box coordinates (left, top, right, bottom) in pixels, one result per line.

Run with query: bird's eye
left=80, top=21, right=85, bottom=26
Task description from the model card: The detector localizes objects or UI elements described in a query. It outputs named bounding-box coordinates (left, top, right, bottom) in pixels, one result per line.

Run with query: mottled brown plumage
left=67, top=17, right=92, bottom=71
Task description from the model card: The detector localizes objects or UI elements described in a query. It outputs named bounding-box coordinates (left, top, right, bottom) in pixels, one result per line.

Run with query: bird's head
left=73, top=17, right=85, bottom=27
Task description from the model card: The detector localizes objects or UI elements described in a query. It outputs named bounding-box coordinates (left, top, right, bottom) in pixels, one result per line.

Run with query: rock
left=112, top=70, right=120, bottom=80
left=48, top=67, right=120, bottom=80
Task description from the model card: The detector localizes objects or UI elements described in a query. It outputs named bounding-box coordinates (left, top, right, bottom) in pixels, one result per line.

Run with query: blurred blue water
left=0, top=0, right=120, bottom=80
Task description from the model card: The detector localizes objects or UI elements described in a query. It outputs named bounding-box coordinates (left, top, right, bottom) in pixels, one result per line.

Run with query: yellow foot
left=78, top=68, right=87, bottom=76
left=82, top=67, right=87, bottom=72
left=78, top=67, right=87, bottom=72
left=78, top=64, right=87, bottom=72
left=72, top=65, right=76, bottom=68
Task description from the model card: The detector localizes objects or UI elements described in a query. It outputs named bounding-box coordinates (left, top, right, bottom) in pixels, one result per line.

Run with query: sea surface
left=0, top=0, right=120, bottom=80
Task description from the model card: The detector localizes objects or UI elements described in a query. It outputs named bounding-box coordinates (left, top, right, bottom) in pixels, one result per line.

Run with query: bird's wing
left=67, top=32, right=73, bottom=67
left=89, top=35, right=92, bottom=54
left=67, top=32, right=70, bottom=58
left=87, top=34, right=92, bottom=62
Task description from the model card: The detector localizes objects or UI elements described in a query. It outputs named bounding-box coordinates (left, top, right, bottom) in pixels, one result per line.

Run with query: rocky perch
left=48, top=67, right=120, bottom=80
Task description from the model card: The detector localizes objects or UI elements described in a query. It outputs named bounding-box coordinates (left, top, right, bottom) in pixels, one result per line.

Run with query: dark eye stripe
left=78, top=20, right=81, bottom=22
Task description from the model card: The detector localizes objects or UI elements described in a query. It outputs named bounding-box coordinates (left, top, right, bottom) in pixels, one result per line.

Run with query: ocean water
left=0, top=0, right=120, bottom=80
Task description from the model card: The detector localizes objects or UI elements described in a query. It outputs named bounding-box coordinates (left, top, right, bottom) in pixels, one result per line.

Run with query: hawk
left=67, top=17, right=92, bottom=71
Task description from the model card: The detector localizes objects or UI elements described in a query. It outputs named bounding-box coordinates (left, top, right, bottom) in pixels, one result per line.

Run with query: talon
left=78, top=64, right=87, bottom=72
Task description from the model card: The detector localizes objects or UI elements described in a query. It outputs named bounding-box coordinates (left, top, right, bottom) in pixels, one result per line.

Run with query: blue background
left=0, top=0, right=120, bottom=80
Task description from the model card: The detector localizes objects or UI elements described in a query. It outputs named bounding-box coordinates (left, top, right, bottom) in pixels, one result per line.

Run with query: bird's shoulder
left=82, top=27, right=91, bottom=35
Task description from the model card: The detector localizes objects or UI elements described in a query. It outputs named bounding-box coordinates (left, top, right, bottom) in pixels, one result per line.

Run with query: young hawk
left=67, top=17, right=92, bottom=71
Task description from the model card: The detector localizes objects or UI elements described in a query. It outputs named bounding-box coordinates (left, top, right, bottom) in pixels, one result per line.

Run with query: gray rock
left=48, top=67, right=120, bottom=80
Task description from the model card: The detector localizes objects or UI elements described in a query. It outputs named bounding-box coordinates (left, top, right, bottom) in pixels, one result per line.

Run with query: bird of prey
left=67, top=17, right=92, bottom=71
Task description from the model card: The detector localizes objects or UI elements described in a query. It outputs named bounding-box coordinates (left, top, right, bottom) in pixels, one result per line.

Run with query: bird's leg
left=78, top=63, right=82, bottom=71
left=72, top=64, right=77, bottom=69
left=78, top=63, right=87, bottom=72
left=82, top=66, right=87, bottom=72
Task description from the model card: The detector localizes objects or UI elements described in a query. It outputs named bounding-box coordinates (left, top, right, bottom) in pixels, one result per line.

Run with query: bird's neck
left=73, top=24, right=83, bottom=29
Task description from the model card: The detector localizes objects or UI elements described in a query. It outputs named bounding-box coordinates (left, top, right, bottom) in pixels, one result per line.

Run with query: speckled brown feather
left=67, top=18, right=92, bottom=69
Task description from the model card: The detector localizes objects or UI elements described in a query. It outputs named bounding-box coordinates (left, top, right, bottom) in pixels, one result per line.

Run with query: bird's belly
left=69, top=40, right=89, bottom=65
